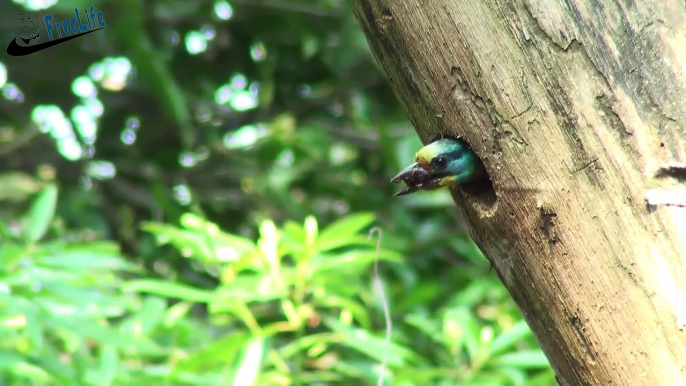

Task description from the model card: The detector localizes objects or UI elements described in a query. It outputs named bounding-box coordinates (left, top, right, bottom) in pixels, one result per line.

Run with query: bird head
left=391, top=138, right=483, bottom=196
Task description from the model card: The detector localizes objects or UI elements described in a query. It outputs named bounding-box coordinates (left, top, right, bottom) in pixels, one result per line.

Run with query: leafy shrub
left=0, top=187, right=553, bottom=385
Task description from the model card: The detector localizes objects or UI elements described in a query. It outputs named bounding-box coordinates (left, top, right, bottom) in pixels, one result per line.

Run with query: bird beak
left=391, top=162, right=436, bottom=196
left=391, top=162, right=425, bottom=184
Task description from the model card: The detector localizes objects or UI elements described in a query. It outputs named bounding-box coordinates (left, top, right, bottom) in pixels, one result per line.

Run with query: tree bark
left=349, top=0, right=686, bottom=384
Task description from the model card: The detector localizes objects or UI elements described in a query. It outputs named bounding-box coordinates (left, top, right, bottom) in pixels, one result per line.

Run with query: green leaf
left=180, top=214, right=259, bottom=254
left=230, top=337, right=265, bottom=386
left=164, top=301, right=192, bottom=327
left=448, top=233, right=488, bottom=266
left=404, top=314, right=443, bottom=344
left=25, top=185, right=58, bottom=243
left=443, top=308, right=481, bottom=359
left=31, top=343, right=77, bottom=384
left=488, top=320, right=533, bottom=357
left=128, top=297, right=167, bottom=335
left=24, top=308, right=44, bottom=352
left=8, top=362, right=52, bottom=383
left=0, top=172, right=43, bottom=202
left=280, top=221, right=306, bottom=256
left=312, top=249, right=403, bottom=274
left=46, top=317, right=142, bottom=350
left=449, top=280, right=493, bottom=307
left=142, top=223, right=215, bottom=261
left=314, top=295, right=371, bottom=329
left=0, top=217, right=11, bottom=240
left=123, top=279, right=215, bottom=303
left=211, top=275, right=288, bottom=310
left=0, top=350, right=23, bottom=370
left=178, top=331, right=250, bottom=372
left=527, top=368, right=558, bottom=385
left=142, top=221, right=257, bottom=263
left=36, top=246, right=138, bottom=273
left=278, top=332, right=340, bottom=359
left=491, top=350, right=551, bottom=369
left=496, top=367, right=527, bottom=386
left=0, top=242, right=28, bottom=270
left=314, top=213, right=375, bottom=253
left=98, top=345, right=118, bottom=386
left=304, top=215, right=318, bottom=248
left=323, top=318, right=416, bottom=366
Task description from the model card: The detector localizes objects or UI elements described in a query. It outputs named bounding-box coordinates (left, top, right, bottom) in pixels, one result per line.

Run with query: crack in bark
left=596, top=94, right=634, bottom=136
left=521, top=0, right=578, bottom=50
left=570, top=158, right=600, bottom=175
left=638, top=18, right=667, bottom=36
left=510, top=104, right=534, bottom=120
left=569, top=314, right=598, bottom=365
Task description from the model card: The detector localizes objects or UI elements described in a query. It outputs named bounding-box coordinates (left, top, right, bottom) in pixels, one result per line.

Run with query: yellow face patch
left=414, top=152, right=428, bottom=168
left=438, top=175, right=458, bottom=187
left=414, top=144, right=440, bottom=168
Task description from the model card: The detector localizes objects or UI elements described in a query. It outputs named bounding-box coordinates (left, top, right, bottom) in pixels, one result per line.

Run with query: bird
left=391, top=137, right=486, bottom=196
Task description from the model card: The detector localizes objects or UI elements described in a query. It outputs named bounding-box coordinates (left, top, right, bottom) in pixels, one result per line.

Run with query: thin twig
left=368, top=227, right=391, bottom=386
left=0, top=125, right=40, bottom=157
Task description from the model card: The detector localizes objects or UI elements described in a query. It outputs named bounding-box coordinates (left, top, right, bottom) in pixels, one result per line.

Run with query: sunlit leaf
left=311, top=250, right=403, bottom=274
left=497, top=366, right=528, bottom=386
left=143, top=221, right=257, bottom=263
left=443, top=308, right=481, bottom=359
left=0, top=350, right=23, bottom=370
left=314, top=213, right=376, bottom=253
left=323, top=318, right=417, bottom=366
left=258, top=220, right=281, bottom=272
left=211, top=275, right=288, bottom=309
left=98, top=345, right=118, bottom=385
left=230, top=338, right=265, bottom=386
left=25, top=185, right=58, bottom=243
left=404, top=314, right=443, bottom=344
left=8, top=362, right=52, bottom=383
left=35, top=246, right=138, bottom=273
left=0, top=172, right=44, bottom=202
left=125, top=297, right=167, bottom=336
left=280, top=220, right=306, bottom=255
left=313, top=294, right=371, bottom=329
left=123, top=279, right=215, bottom=303
left=491, top=350, right=551, bottom=369
left=178, top=331, right=250, bottom=372
left=489, top=320, right=533, bottom=357
left=448, top=233, right=488, bottom=267
left=164, top=301, right=192, bottom=327
left=304, top=215, right=318, bottom=249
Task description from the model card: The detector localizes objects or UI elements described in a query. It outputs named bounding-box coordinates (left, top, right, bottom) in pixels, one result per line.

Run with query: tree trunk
left=349, top=0, right=686, bottom=384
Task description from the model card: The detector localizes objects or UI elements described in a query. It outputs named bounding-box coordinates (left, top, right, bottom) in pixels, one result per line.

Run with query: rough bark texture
left=349, top=0, right=686, bottom=384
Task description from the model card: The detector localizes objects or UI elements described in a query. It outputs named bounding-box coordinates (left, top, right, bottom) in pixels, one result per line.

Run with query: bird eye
left=434, top=157, right=447, bottom=169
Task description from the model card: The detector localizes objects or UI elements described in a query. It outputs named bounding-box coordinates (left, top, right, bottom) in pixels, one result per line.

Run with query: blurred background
left=0, top=0, right=555, bottom=385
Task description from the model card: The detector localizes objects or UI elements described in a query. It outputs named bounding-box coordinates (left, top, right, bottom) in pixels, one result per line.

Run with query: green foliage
left=0, top=0, right=555, bottom=384
left=0, top=190, right=553, bottom=385
left=0, top=187, right=141, bottom=385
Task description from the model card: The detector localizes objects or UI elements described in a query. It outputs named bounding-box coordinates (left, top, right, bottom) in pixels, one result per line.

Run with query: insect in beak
left=391, top=162, right=442, bottom=196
